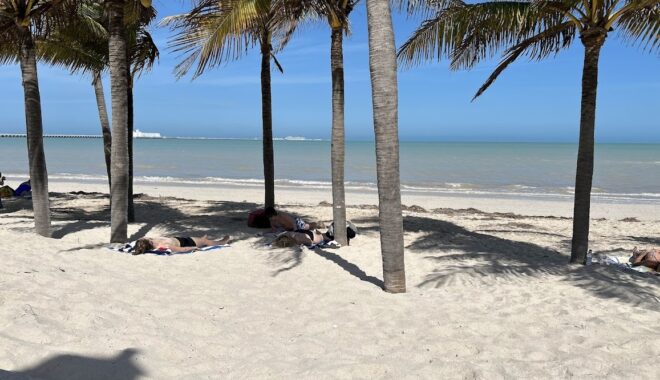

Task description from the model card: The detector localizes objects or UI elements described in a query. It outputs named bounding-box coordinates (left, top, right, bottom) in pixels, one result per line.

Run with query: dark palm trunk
left=570, top=29, right=606, bottom=264
left=365, top=0, right=406, bottom=292
left=330, top=27, right=348, bottom=245
left=260, top=30, right=275, bottom=209
left=92, top=71, right=112, bottom=191
left=127, top=76, right=135, bottom=222
left=19, top=28, right=51, bottom=237
left=108, top=0, right=129, bottom=243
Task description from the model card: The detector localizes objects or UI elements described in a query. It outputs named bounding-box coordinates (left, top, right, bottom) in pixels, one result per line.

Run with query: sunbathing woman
left=134, top=235, right=230, bottom=255
left=272, top=229, right=331, bottom=248
left=631, top=247, right=660, bottom=271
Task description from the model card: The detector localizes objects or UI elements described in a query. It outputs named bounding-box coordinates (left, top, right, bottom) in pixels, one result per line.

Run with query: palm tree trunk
left=365, top=0, right=406, bottom=292
left=330, top=27, right=348, bottom=246
left=127, top=77, right=135, bottom=223
left=570, top=31, right=606, bottom=264
left=260, top=30, right=275, bottom=209
left=108, top=0, right=129, bottom=243
left=92, top=71, right=112, bottom=191
left=18, top=28, right=51, bottom=237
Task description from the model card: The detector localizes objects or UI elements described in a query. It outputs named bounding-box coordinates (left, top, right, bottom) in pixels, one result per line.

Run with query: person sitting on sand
left=631, top=247, right=660, bottom=271
left=264, top=207, right=323, bottom=232
left=134, top=235, right=231, bottom=255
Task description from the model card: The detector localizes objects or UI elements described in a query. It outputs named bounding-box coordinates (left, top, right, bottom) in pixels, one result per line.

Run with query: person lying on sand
left=265, top=207, right=323, bottom=232
left=134, top=235, right=231, bottom=255
left=272, top=229, right=332, bottom=248
left=631, top=247, right=660, bottom=271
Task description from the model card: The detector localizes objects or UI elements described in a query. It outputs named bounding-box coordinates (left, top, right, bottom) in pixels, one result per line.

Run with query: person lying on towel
left=134, top=235, right=230, bottom=255
left=631, top=247, right=660, bottom=271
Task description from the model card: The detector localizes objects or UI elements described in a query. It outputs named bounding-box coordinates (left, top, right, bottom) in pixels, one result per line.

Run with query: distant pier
left=1, top=133, right=163, bottom=139
left=1, top=133, right=102, bottom=139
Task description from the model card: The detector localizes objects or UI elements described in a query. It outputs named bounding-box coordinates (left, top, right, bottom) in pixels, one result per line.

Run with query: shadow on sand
left=0, top=348, right=145, bottom=380
left=353, top=215, right=659, bottom=309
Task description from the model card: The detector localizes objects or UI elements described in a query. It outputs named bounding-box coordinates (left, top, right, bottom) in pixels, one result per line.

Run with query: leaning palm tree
left=163, top=0, right=322, bottom=209
left=0, top=0, right=76, bottom=237
left=36, top=0, right=112, bottom=188
left=366, top=0, right=406, bottom=292
left=399, top=0, right=659, bottom=264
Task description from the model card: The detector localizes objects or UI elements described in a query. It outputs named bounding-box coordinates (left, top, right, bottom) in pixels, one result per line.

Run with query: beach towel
left=108, top=241, right=229, bottom=256
left=592, top=254, right=658, bottom=275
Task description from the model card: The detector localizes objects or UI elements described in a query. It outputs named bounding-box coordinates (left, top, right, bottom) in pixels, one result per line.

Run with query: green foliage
left=399, top=0, right=660, bottom=99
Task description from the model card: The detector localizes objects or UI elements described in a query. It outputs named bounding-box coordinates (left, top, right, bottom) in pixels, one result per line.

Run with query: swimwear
left=175, top=237, right=196, bottom=247
left=294, top=218, right=306, bottom=231
left=295, top=229, right=314, bottom=241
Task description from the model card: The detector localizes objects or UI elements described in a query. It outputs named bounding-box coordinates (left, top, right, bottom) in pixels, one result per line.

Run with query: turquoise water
left=1, top=137, right=659, bottom=202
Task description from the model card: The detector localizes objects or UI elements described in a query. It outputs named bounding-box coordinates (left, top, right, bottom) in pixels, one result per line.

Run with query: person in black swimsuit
left=133, top=235, right=231, bottom=255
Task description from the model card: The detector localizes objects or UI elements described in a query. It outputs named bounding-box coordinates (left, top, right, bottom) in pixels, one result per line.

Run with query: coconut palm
left=0, top=0, right=76, bottom=237
left=104, top=0, right=154, bottom=242
left=324, top=0, right=357, bottom=246
left=399, top=0, right=659, bottom=264
left=366, top=0, right=407, bottom=292
left=163, top=0, right=329, bottom=209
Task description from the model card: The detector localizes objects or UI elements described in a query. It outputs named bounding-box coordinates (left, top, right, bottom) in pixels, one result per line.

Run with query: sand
left=1, top=181, right=659, bottom=379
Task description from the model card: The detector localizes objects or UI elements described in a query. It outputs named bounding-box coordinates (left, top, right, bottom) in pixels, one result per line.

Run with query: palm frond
left=615, top=0, right=660, bottom=51
left=472, top=20, right=575, bottom=99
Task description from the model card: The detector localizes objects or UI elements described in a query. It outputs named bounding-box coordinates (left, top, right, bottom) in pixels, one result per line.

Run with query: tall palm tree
left=366, top=0, right=406, bottom=292
left=105, top=0, right=153, bottom=242
left=163, top=0, right=322, bottom=209
left=0, top=0, right=75, bottom=237
left=325, top=0, right=357, bottom=246
left=399, top=0, right=659, bottom=264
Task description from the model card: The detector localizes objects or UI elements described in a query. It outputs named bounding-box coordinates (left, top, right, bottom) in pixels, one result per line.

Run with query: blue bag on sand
left=15, top=181, right=31, bottom=196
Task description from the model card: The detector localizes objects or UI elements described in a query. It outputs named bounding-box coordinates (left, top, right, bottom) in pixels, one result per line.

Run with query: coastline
left=42, top=179, right=660, bottom=221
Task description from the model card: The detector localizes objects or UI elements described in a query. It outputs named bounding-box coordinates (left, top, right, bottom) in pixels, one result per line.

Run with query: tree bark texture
left=570, top=30, right=606, bottom=264
left=108, top=0, right=129, bottom=243
left=92, top=71, right=112, bottom=191
left=330, top=27, right=348, bottom=246
left=365, top=0, right=406, bottom=293
left=127, top=78, right=135, bottom=223
left=260, top=30, right=275, bottom=209
left=19, top=28, right=51, bottom=237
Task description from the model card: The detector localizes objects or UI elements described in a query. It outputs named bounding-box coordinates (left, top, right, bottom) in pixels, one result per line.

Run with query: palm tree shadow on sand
left=354, top=215, right=659, bottom=309
left=0, top=348, right=145, bottom=380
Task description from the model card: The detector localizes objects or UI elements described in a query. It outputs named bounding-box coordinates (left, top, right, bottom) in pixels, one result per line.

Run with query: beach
left=1, top=181, right=659, bottom=379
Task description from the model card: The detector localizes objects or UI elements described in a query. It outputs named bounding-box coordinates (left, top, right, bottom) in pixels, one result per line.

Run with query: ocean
left=1, top=137, right=659, bottom=203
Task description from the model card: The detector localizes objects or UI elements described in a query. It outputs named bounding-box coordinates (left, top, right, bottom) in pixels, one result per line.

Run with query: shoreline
left=31, top=180, right=660, bottom=221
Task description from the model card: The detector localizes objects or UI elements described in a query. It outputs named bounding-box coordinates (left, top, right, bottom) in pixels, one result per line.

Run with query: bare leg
left=192, top=235, right=231, bottom=247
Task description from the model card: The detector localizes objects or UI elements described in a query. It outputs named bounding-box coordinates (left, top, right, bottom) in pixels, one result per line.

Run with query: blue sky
left=0, top=1, right=658, bottom=142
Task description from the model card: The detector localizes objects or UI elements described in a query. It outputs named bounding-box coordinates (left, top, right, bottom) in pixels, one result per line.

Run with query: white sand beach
left=1, top=182, right=659, bottom=379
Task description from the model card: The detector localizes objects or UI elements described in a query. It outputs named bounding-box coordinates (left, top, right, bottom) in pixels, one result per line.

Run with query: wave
left=29, top=172, right=658, bottom=202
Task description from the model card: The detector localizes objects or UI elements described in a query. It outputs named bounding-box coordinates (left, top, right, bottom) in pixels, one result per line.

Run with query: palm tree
left=399, top=0, right=659, bottom=264
left=36, top=0, right=113, bottom=188
left=325, top=0, right=357, bottom=246
left=0, top=0, right=75, bottom=237
left=163, top=0, right=320, bottom=209
left=105, top=0, right=153, bottom=242
left=366, top=0, right=406, bottom=292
